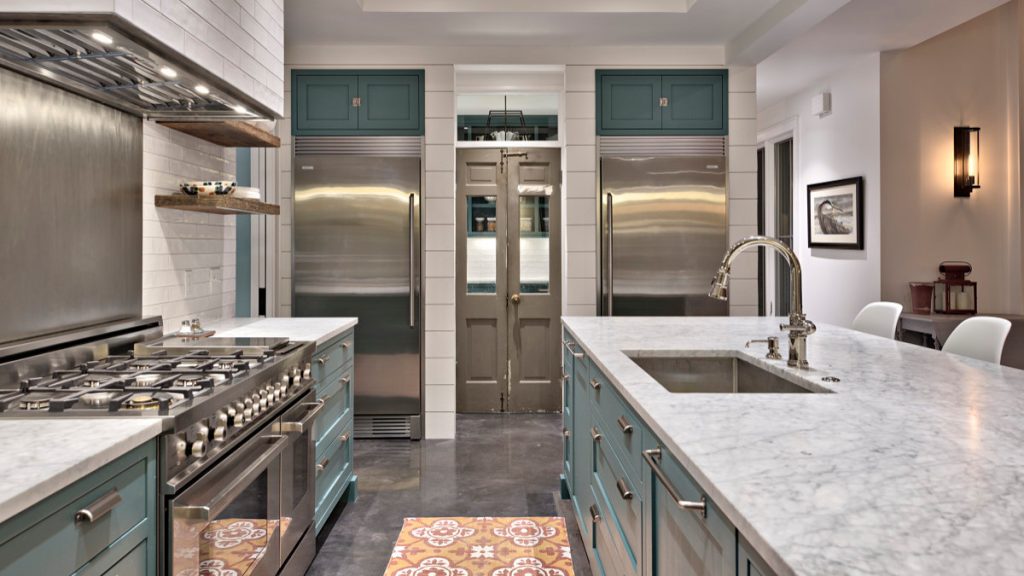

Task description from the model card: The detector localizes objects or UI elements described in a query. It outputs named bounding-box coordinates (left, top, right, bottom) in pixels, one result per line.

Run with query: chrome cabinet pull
left=316, top=458, right=329, bottom=474
left=275, top=399, right=325, bottom=434
left=589, top=504, right=601, bottom=524
left=617, top=415, right=633, bottom=434
left=317, top=355, right=330, bottom=366
left=562, top=427, right=571, bottom=438
left=561, top=372, right=570, bottom=382
left=590, top=427, right=602, bottom=442
left=75, top=489, right=122, bottom=524
left=339, top=433, right=350, bottom=444
left=341, top=340, right=351, bottom=350
left=563, top=340, right=585, bottom=359
left=341, top=375, right=351, bottom=386
left=352, top=96, right=362, bottom=107
left=590, top=378, right=601, bottom=390
left=616, top=478, right=633, bottom=500
left=643, top=447, right=707, bottom=518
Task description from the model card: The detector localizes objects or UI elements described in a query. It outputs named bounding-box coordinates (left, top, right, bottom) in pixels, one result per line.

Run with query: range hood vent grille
left=0, top=19, right=276, bottom=120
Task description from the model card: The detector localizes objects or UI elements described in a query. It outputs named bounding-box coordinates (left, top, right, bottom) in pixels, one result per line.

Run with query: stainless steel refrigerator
left=293, top=137, right=422, bottom=439
left=599, top=137, right=729, bottom=316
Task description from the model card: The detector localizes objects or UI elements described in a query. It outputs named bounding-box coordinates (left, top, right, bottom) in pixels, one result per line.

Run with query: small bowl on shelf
left=180, top=181, right=236, bottom=196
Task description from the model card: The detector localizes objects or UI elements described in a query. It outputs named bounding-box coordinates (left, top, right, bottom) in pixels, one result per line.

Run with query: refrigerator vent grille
left=355, top=415, right=413, bottom=439
left=295, top=136, right=423, bottom=156
left=599, top=136, right=726, bottom=157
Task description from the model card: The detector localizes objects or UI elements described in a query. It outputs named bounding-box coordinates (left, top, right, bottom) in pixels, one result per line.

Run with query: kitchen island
left=562, top=316, right=1024, bottom=575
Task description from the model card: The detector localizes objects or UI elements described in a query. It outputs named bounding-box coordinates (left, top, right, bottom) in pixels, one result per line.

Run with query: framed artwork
left=807, top=177, right=864, bottom=249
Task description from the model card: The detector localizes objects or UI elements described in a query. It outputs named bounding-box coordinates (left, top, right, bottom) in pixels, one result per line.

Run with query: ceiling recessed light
left=232, top=104, right=247, bottom=114
left=91, top=31, right=114, bottom=45
left=159, top=66, right=178, bottom=79
left=194, top=84, right=210, bottom=95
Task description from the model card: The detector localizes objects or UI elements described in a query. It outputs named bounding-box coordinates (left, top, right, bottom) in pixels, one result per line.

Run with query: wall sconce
left=954, top=126, right=980, bottom=197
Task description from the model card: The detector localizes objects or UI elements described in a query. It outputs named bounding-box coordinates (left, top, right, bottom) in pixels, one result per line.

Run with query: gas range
left=0, top=333, right=315, bottom=487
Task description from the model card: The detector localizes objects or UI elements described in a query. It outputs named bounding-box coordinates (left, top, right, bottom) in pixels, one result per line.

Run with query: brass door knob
left=510, top=293, right=521, bottom=304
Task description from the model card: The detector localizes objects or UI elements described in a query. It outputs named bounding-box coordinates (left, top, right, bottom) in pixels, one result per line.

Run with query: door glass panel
left=467, top=195, right=498, bottom=294
left=172, top=469, right=275, bottom=576
left=775, top=139, right=794, bottom=317
left=456, top=93, right=560, bottom=142
left=519, top=187, right=551, bottom=294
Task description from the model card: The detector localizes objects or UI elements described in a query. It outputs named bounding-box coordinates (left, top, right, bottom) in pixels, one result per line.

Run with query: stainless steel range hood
left=0, top=15, right=278, bottom=120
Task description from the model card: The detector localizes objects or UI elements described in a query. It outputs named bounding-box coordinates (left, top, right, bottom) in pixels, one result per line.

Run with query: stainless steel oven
left=169, top=389, right=320, bottom=576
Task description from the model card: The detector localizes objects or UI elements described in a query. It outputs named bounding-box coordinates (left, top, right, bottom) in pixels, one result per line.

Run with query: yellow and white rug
left=383, top=517, right=576, bottom=576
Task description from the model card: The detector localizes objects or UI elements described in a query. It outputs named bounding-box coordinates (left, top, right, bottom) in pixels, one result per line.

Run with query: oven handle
left=173, top=434, right=289, bottom=521
left=274, top=399, right=325, bottom=434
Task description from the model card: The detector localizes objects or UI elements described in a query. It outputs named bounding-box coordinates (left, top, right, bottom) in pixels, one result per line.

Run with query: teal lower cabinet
left=313, top=329, right=358, bottom=534
left=561, top=327, right=776, bottom=576
left=0, top=441, right=158, bottom=576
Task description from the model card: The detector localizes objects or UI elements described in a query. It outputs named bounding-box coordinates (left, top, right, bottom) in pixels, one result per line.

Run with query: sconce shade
left=954, top=126, right=980, bottom=197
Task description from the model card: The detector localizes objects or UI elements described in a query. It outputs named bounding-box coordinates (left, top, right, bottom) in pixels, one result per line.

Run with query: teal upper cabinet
left=293, top=70, right=424, bottom=136
left=294, top=74, right=359, bottom=134
left=596, top=70, right=728, bottom=136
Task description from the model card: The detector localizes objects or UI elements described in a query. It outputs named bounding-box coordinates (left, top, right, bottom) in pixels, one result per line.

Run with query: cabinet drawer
left=315, top=419, right=355, bottom=533
left=594, top=380, right=644, bottom=483
left=312, top=331, right=354, bottom=384
left=590, top=485, right=628, bottom=576
left=315, top=366, right=353, bottom=456
left=593, top=421, right=641, bottom=574
left=0, top=450, right=151, bottom=576
left=97, top=540, right=146, bottom=576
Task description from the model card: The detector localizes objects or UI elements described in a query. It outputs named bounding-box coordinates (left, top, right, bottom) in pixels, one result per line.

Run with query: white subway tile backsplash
left=425, top=171, right=455, bottom=198
left=729, top=172, right=758, bottom=199
left=567, top=278, right=597, bottom=306
left=565, top=304, right=596, bottom=316
left=425, top=223, right=456, bottom=252
left=425, top=277, right=456, bottom=305
left=426, top=144, right=455, bottom=172
left=425, top=304, right=456, bottom=331
left=425, top=251, right=456, bottom=277
left=566, top=66, right=597, bottom=92
left=566, top=198, right=596, bottom=226
left=729, top=92, right=756, bottom=120
left=425, top=411, right=456, bottom=439
left=425, top=66, right=455, bottom=91
left=566, top=225, right=596, bottom=253
left=566, top=171, right=596, bottom=199
left=566, top=118, right=596, bottom=146
left=425, top=92, right=455, bottom=118
left=425, top=118, right=455, bottom=145
left=728, top=66, right=756, bottom=93
left=425, top=358, right=456, bottom=385
left=424, top=384, right=456, bottom=412
left=425, top=330, right=456, bottom=359
left=728, top=146, right=757, bottom=173
left=566, top=92, right=596, bottom=119
left=424, top=198, right=455, bottom=225
left=729, top=199, right=758, bottom=227
left=566, top=146, right=596, bottom=172
left=566, top=253, right=597, bottom=278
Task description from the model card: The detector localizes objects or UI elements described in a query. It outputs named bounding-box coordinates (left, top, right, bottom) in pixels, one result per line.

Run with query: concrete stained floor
left=308, top=414, right=593, bottom=576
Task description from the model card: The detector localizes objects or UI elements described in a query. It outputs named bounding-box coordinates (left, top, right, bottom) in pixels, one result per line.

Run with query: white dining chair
left=942, top=316, right=1012, bottom=364
left=852, top=302, right=903, bottom=339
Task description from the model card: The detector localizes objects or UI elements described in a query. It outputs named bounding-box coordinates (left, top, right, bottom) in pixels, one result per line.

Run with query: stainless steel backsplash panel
left=0, top=66, right=142, bottom=346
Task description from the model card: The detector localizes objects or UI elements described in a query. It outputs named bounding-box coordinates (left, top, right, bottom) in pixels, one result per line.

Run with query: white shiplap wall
left=2, top=0, right=285, bottom=116
left=142, top=121, right=236, bottom=331
left=563, top=65, right=759, bottom=317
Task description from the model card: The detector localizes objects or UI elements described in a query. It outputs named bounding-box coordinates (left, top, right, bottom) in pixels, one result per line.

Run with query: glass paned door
left=457, top=148, right=562, bottom=413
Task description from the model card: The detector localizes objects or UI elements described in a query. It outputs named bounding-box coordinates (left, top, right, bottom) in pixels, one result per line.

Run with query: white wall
left=2, top=0, right=285, bottom=116
left=141, top=121, right=237, bottom=331
left=758, top=53, right=882, bottom=327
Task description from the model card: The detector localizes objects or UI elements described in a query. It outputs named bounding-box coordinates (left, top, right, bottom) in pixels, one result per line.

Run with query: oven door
left=277, top=389, right=320, bottom=556
left=169, top=433, right=288, bottom=576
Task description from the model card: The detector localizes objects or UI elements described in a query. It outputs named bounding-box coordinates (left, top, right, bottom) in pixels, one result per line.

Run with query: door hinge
left=659, top=97, right=669, bottom=108
left=352, top=97, right=362, bottom=108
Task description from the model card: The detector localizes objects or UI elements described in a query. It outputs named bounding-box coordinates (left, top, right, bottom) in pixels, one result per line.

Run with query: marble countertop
left=205, top=317, right=358, bottom=347
left=0, top=419, right=163, bottom=524
left=562, top=316, right=1024, bottom=576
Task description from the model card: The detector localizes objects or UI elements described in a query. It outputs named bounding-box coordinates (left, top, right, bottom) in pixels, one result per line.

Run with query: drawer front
left=593, top=422, right=642, bottom=573
left=315, top=366, right=353, bottom=456
left=315, top=418, right=354, bottom=532
left=590, top=484, right=629, bottom=576
left=645, top=436, right=735, bottom=576
left=594, top=379, right=644, bottom=483
left=0, top=449, right=151, bottom=576
left=312, top=331, right=354, bottom=384
left=97, top=540, right=146, bottom=576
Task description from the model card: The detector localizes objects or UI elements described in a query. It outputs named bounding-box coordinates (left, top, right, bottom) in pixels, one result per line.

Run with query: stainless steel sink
left=627, top=355, right=830, bottom=394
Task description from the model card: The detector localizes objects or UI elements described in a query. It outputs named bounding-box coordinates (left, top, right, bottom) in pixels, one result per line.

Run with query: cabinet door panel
left=294, top=74, right=358, bottom=134
left=358, top=74, right=422, bottom=133
left=662, top=74, right=727, bottom=134
left=599, top=75, right=662, bottom=132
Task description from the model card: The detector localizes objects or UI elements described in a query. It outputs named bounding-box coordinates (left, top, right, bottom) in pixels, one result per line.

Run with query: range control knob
left=275, top=382, right=286, bottom=399
left=174, top=437, right=188, bottom=461
left=190, top=440, right=206, bottom=458
left=302, top=363, right=312, bottom=380
left=213, top=426, right=227, bottom=441
left=242, top=407, right=253, bottom=422
left=197, top=425, right=210, bottom=441
left=259, top=396, right=268, bottom=410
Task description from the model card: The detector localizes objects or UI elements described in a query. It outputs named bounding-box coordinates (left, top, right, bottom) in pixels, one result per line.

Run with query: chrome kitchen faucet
left=709, top=236, right=816, bottom=368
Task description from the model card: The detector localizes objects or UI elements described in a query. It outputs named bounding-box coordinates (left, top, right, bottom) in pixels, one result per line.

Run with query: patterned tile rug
left=383, top=517, right=576, bottom=576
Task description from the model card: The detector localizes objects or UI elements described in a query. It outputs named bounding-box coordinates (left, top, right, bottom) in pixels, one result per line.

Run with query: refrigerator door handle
left=408, top=193, right=416, bottom=328
left=606, top=192, right=614, bottom=316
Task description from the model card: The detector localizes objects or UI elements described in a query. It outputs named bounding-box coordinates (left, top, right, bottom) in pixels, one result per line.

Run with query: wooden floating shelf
left=155, top=194, right=280, bottom=216
left=156, top=120, right=281, bottom=148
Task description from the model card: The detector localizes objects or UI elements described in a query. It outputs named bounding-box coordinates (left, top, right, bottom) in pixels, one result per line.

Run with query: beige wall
left=881, top=1, right=1022, bottom=313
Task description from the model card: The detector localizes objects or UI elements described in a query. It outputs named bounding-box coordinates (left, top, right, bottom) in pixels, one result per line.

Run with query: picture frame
left=807, top=177, right=864, bottom=250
